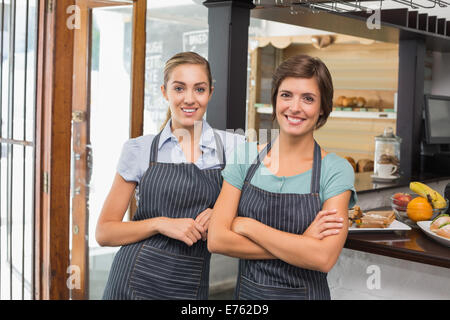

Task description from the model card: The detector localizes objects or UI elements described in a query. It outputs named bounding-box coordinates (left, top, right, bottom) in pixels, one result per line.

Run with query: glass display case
left=373, top=127, right=402, bottom=179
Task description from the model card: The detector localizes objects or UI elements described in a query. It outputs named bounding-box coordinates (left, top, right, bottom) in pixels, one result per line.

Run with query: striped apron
left=102, top=130, right=225, bottom=300
left=234, top=140, right=331, bottom=300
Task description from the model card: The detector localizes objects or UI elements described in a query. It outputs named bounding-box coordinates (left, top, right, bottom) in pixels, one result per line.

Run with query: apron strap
left=243, top=140, right=273, bottom=185
left=149, top=131, right=162, bottom=165
left=213, top=130, right=227, bottom=170
left=310, top=141, right=322, bottom=195
left=243, top=139, right=322, bottom=195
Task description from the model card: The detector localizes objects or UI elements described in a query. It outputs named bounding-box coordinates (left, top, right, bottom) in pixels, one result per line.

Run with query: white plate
left=417, top=221, right=450, bottom=248
left=348, top=219, right=411, bottom=232
left=370, top=174, right=400, bottom=182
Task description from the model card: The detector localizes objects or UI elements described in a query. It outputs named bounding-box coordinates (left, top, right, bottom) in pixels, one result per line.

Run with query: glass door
left=70, top=0, right=145, bottom=300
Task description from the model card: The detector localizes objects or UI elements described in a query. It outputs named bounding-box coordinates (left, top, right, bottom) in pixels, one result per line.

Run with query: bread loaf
left=356, top=97, right=366, bottom=107
left=357, top=159, right=374, bottom=172
left=336, top=96, right=345, bottom=107
left=342, top=97, right=353, bottom=107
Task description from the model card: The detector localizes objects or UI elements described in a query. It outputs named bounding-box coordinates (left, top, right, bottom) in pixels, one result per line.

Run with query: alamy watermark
left=66, top=5, right=81, bottom=30
left=366, top=8, right=381, bottom=30
left=366, top=265, right=381, bottom=290
left=67, top=265, right=81, bottom=290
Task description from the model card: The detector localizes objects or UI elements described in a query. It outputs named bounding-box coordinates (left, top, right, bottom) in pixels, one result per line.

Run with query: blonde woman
left=97, top=52, right=244, bottom=300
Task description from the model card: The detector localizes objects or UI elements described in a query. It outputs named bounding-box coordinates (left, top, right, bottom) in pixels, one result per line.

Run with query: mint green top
left=222, top=142, right=357, bottom=208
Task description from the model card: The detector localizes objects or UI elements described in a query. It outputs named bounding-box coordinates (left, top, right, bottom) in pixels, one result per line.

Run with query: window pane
left=0, top=0, right=36, bottom=300
left=82, top=5, right=133, bottom=300
left=144, top=1, right=209, bottom=135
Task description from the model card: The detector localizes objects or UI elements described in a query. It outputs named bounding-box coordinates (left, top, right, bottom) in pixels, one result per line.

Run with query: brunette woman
left=208, top=54, right=357, bottom=300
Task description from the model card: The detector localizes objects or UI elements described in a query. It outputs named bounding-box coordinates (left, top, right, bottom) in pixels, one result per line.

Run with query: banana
left=409, top=182, right=448, bottom=209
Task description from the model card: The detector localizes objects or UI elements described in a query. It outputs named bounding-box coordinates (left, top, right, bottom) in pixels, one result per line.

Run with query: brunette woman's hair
left=160, top=52, right=213, bottom=130
left=271, top=54, right=334, bottom=130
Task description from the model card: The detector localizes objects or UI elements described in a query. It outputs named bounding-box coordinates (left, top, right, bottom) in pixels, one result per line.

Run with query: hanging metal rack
left=253, top=0, right=450, bottom=13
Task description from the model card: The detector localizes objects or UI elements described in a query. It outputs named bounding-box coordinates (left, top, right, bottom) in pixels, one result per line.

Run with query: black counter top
left=345, top=206, right=450, bottom=269
left=355, top=172, right=450, bottom=194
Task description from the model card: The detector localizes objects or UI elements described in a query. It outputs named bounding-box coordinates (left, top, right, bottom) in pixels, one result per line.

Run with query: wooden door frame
left=35, top=0, right=146, bottom=300
left=35, top=0, right=76, bottom=300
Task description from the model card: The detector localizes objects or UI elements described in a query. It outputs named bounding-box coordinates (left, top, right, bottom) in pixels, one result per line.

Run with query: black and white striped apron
left=102, top=130, right=226, bottom=300
left=234, top=140, right=331, bottom=300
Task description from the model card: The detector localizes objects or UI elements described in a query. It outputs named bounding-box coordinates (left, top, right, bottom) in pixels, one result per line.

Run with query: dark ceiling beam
left=204, top=0, right=255, bottom=131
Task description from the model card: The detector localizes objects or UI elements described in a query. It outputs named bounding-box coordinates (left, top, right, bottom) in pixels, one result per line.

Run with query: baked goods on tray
left=348, top=206, right=395, bottom=228
left=357, top=210, right=395, bottom=228
left=348, top=206, right=363, bottom=226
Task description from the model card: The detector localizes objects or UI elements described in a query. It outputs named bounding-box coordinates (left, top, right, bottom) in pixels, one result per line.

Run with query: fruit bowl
left=390, top=194, right=449, bottom=228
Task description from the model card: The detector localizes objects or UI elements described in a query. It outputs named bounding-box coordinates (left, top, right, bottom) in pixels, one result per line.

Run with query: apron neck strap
left=149, top=131, right=162, bottom=164
left=243, top=139, right=322, bottom=194
left=243, top=140, right=273, bottom=185
left=213, top=130, right=227, bottom=170
left=310, top=141, right=322, bottom=195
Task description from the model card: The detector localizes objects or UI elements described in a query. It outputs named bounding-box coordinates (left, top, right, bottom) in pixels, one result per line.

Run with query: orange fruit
left=406, top=197, right=433, bottom=222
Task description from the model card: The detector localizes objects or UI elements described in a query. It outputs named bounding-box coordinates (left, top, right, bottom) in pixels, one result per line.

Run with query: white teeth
left=182, top=108, right=196, bottom=113
left=287, top=116, right=302, bottom=123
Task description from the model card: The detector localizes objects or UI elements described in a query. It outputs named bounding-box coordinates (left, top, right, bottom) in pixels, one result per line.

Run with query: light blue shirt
left=222, top=142, right=357, bottom=208
left=117, top=119, right=246, bottom=185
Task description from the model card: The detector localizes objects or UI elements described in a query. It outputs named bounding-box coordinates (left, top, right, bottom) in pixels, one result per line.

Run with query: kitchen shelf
left=330, top=110, right=396, bottom=119
left=255, top=106, right=397, bottom=119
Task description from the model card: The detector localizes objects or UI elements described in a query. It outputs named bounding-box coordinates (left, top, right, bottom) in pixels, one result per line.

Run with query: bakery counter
left=349, top=174, right=450, bottom=268
left=344, top=206, right=450, bottom=269
left=328, top=179, right=450, bottom=299
left=328, top=194, right=450, bottom=300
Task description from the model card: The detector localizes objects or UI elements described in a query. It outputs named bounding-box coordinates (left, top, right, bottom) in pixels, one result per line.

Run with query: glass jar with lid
left=374, top=127, right=402, bottom=178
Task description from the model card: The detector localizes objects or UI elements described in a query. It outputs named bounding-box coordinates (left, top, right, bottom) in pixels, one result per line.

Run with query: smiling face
left=161, top=63, right=213, bottom=130
left=275, top=76, right=322, bottom=138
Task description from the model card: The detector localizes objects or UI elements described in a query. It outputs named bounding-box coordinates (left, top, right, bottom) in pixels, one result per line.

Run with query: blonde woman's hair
left=160, top=52, right=213, bottom=131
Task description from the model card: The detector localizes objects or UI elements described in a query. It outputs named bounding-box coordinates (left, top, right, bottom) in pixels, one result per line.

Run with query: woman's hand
left=231, top=211, right=344, bottom=241
left=195, top=208, right=212, bottom=241
left=303, top=209, right=344, bottom=240
left=157, top=217, right=205, bottom=246
left=231, top=216, right=253, bottom=236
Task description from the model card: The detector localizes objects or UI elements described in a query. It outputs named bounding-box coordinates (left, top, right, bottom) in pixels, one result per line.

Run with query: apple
left=392, top=193, right=412, bottom=209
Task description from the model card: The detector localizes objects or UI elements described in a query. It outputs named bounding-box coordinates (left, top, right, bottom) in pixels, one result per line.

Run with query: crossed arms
left=207, top=181, right=351, bottom=273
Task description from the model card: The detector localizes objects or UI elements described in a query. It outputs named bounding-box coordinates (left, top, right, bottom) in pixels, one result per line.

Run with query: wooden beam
left=130, top=0, right=146, bottom=140
left=129, top=0, right=147, bottom=218
left=35, top=0, right=76, bottom=300
left=34, top=0, right=46, bottom=301
left=71, top=0, right=90, bottom=300
left=87, top=0, right=132, bottom=7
